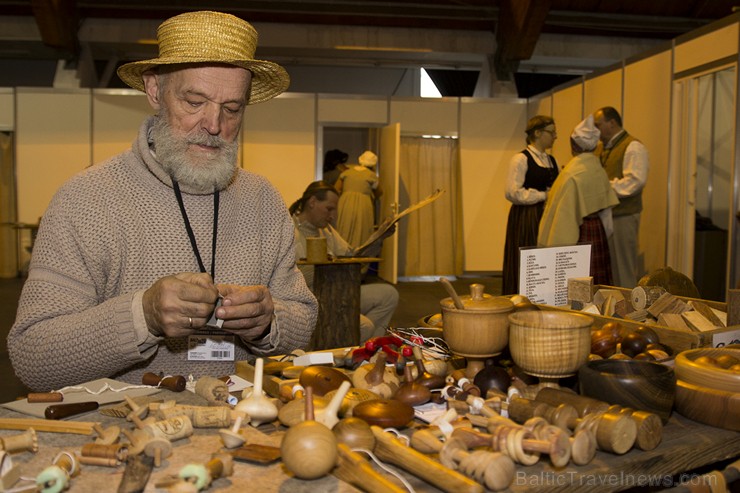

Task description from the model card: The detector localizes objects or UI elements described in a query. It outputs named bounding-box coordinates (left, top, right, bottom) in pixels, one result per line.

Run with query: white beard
left=150, top=116, right=239, bottom=193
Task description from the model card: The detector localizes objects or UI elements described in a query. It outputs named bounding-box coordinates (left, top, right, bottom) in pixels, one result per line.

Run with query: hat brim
left=117, top=58, right=290, bottom=105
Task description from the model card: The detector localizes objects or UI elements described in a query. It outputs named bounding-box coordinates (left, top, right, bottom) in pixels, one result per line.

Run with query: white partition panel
left=92, top=90, right=151, bottom=164
left=625, top=50, right=672, bottom=277
left=551, top=84, right=584, bottom=168
left=242, top=94, right=316, bottom=205
left=459, top=98, right=527, bottom=272
left=16, top=88, right=91, bottom=224
left=584, top=69, right=623, bottom=119
left=675, top=24, right=739, bottom=74
left=317, top=95, right=388, bottom=124
left=0, top=88, right=13, bottom=131
left=390, top=98, right=459, bottom=136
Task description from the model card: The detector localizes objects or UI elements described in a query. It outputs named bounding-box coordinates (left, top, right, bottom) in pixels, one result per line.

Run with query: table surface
left=1, top=388, right=738, bottom=493
left=297, top=256, right=381, bottom=265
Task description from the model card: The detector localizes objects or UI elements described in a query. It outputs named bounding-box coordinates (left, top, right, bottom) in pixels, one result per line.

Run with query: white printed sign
left=519, top=244, right=592, bottom=306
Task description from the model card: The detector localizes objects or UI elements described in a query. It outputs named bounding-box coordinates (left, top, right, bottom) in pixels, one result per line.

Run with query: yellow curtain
left=398, top=136, right=463, bottom=277
left=0, top=132, right=17, bottom=277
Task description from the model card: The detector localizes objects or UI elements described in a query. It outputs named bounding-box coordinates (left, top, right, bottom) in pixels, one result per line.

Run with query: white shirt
left=504, top=145, right=555, bottom=205
left=605, top=130, right=649, bottom=198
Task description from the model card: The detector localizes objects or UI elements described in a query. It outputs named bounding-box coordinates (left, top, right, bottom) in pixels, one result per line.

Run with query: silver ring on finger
left=188, top=317, right=193, bottom=329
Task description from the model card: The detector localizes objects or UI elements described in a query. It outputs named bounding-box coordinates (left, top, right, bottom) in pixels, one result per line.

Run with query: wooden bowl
left=508, top=311, right=593, bottom=378
left=578, top=359, right=676, bottom=423
left=674, top=379, right=740, bottom=431
left=674, top=347, right=740, bottom=393
left=441, top=299, right=513, bottom=358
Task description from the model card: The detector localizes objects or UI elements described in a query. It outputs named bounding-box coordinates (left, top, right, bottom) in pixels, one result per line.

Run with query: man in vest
left=593, top=106, right=649, bottom=288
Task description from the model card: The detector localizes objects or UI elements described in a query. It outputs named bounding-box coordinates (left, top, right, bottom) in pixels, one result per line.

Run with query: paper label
left=187, top=334, right=235, bottom=361
left=519, top=244, right=592, bottom=306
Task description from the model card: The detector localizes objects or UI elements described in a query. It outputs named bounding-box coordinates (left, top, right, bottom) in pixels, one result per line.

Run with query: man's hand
left=142, top=272, right=220, bottom=337
left=215, top=284, right=275, bottom=341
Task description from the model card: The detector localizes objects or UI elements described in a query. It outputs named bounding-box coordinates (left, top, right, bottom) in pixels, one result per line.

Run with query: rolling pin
left=371, top=426, right=484, bottom=493
left=45, top=401, right=99, bottom=420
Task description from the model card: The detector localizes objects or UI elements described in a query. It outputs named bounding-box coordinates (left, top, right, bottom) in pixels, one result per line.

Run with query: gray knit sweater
left=8, top=117, right=318, bottom=391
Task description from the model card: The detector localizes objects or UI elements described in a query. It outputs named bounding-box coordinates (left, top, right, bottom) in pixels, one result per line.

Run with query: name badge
left=187, top=334, right=235, bottom=361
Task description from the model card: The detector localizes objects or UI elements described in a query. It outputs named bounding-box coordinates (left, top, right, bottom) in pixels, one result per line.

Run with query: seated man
left=538, top=115, right=620, bottom=285
left=8, top=11, right=317, bottom=391
left=290, top=181, right=399, bottom=342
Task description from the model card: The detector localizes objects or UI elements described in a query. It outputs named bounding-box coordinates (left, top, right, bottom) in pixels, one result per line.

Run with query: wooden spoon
left=439, top=277, right=465, bottom=310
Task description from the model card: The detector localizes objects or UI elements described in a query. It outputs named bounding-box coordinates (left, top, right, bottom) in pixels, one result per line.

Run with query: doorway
left=669, top=65, right=736, bottom=300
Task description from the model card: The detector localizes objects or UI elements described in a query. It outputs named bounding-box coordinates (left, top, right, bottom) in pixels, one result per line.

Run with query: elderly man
left=538, top=115, right=619, bottom=285
left=593, top=106, right=649, bottom=287
left=8, top=11, right=317, bottom=391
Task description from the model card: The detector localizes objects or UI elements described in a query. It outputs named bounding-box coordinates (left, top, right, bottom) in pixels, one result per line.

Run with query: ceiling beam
left=31, top=0, right=79, bottom=57
left=494, top=0, right=552, bottom=80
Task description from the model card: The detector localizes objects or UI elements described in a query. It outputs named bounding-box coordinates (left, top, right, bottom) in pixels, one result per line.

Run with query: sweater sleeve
left=244, top=185, right=318, bottom=357
left=8, top=188, right=152, bottom=391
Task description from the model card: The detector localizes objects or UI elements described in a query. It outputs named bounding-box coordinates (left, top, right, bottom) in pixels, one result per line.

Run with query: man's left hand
left=214, top=284, right=274, bottom=340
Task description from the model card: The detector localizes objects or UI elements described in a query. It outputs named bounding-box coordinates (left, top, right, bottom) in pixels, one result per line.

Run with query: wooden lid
left=441, top=283, right=513, bottom=312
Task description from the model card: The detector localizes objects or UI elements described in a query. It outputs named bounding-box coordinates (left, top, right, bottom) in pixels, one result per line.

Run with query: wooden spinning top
left=219, top=411, right=247, bottom=449
left=351, top=352, right=400, bottom=398
left=280, top=387, right=338, bottom=480
left=394, top=365, right=432, bottom=406
left=323, top=387, right=378, bottom=417
left=352, top=399, right=414, bottom=429
left=144, top=437, right=172, bottom=467
left=93, top=424, right=121, bottom=445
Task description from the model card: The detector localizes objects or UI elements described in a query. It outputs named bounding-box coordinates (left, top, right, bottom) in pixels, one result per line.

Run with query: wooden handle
left=0, top=418, right=96, bottom=435
left=371, top=426, right=484, bottom=493
left=142, top=373, right=186, bottom=392
left=439, top=278, right=465, bottom=309
left=27, top=392, right=63, bottom=403
left=334, top=443, right=406, bottom=493
left=45, top=401, right=99, bottom=420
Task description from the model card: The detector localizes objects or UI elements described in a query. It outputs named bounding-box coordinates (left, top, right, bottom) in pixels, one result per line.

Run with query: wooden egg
left=715, top=354, right=740, bottom=369
left=674, top=348, right=740, bottom=393
left=280, top=421, right=338, bottom=479
left=333, top=417, right=376, bottom=450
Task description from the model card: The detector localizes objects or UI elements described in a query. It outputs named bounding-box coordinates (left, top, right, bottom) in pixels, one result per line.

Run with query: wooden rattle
left=371, top=426, right=484, bottom=493
left=179, top=453, right=234, bottom=491
left=36, top=451, right=79, bottom=493
left=218, top=411, right=247, bottom=449
left=0, top=428, right=38, bottom=454
left=439, top=435, right=516, bottom=491
left=280, top=386, right=338, bottom=479
left=507, top=395, right=579, bottom=432
left=235, top=358, right=278, bottom=427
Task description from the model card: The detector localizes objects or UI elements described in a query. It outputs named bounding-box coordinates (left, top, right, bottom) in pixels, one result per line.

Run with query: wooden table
left=298, top=257, right=380, bottom=350
left=0, top=389, right=738, bottom=492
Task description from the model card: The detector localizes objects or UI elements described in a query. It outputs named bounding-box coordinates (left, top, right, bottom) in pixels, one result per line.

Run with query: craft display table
left=298, top=257, right=380, bottom=350
left=1, top=387, right=738, bottom=492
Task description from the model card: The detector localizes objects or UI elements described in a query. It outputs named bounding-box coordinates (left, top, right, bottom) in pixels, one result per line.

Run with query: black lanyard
left=172, top=180, right=220, bottom=280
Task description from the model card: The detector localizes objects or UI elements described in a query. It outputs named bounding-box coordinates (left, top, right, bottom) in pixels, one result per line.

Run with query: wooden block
left=647, top=293, right=688, bottom=318
left=593, top=288, right=624, bottom=308
left=682, top=311, right=718, bottom=333
left=624, top=309, right=649, bottom=322
left=657, top=313, right=693, bottom=332
left=570, top=300, right=584, bottom=310
left=614, top=299, right=630, bottom=318
left=602, top=295, right=617, bottom=317
left=582, top=303, right=601, bottom=315
left=728, top=289, right=740, bottom=326
left=688, top=301, right=726, bottom=328
left=710, top=307, right=728, bottom=327
left=568, top=277, right=593, bottom=304
left=631, top=286, right=667, bottom=311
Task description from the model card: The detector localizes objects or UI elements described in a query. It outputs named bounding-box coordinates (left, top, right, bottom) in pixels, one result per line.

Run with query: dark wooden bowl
left=578, top=359, right=676, bottom=423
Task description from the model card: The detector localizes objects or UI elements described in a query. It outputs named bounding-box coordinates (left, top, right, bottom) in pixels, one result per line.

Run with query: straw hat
left=359, top=151, right=378, bottom=167
left=117, top=11, right=289, bottom=105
